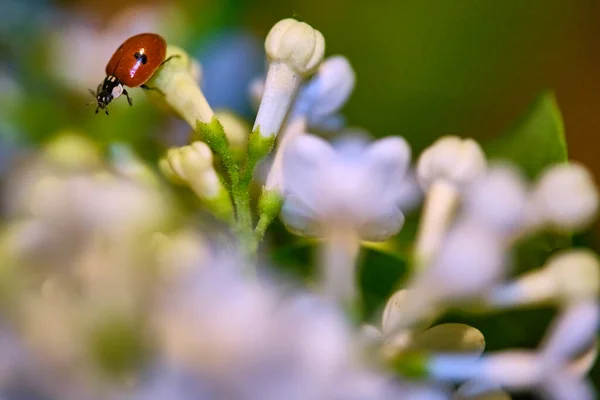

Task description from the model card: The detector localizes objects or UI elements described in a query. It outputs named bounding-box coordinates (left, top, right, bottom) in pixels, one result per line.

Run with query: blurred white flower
left=428, top=301, right=599, bottom=400
left=369, top=289, right=484, bottom=360
left=415, top=136, right=487, bottom=267
left=151, top=264, right=398, bottom=400
left=281, top=133, right=413, bottom=303
left=463, top=165, right=529, bottom=237
left=282, top=134, right=412, bottom=240
left=528, top=162, right=599, bottom=231
left=488, top=249, right=600, bottom=307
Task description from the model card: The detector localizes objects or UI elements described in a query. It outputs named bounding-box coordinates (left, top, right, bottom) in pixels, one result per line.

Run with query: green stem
left=254, top=213, right=271, bottom=241
left=232, top=183, right=257, bottom=270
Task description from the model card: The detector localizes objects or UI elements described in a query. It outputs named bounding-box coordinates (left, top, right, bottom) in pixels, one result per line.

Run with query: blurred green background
left=1, top=0, right=599, bottom=398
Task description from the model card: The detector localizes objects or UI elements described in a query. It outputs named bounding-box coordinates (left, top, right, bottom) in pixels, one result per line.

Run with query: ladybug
left=91, top=33, right=174, bottom=115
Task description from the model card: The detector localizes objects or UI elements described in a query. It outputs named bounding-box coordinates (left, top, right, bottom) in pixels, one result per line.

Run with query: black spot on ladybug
left=134, top=52, right=148, bottom=64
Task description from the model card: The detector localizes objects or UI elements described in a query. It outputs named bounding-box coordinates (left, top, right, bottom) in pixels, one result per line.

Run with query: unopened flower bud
left=530, top=163, right=599, bottom=231
left=265, top=18, right=325, bottom=76
left=253, top=19, right=325, bottom=139
left=161, top=142, right=233, bottom=221
left=414, top=136, right=487, bottom=267
left=417, top=136, right=487, bottom=191
left=488, top=249, right=600, bottom=307
left=145, top=46, right=214, bottom=129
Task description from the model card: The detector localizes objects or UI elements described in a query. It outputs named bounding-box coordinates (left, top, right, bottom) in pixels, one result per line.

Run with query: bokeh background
left=1, top=0, right=599, bottom=398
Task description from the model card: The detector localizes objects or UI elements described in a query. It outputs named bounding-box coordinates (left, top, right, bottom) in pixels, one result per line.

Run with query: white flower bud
left=541, top=300, right=600, bottom=364
left=417, top=136, right=487, bottom=191
left=488, top=249, right=600, bottom=307
left=415, top=220, right=505, bottom=300
left=530, top=163, right=599, bottom=231
left=161, top=142, right=233, bottom=221
left=464, top=165, right=529, bottom=236
left=265, top=18, right=325, bottom=75
left=414, top=136, right=487, bottom=267
left=253, top=19, right=325, bottom=138
left=145, top=46, right=214, bottom=129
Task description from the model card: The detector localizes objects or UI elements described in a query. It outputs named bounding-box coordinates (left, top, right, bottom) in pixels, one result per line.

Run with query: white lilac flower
left=428, top=301, right=599, bottom=399
left=150, top=264, right=402, bottom=400
left=528, top=162, right=599, bottom=231
left=487, top=249, right=600, bottom=308
left=463, top=164, right=529, bottom=237
left=264, top=56, right=356, bottom=194
left=415, top=136, right=487, bottom=267
left=253, top=18, right=325, bottom=138
left=281, top=133, right=412, bottom=303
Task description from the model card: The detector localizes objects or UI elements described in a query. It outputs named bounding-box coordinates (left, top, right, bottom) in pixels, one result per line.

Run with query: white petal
left=364, top=136, right=411, bottom=187
left=282, top=134, right=335, bottom=212
left=541, top=373, right=595, bottom=400
left=454, top=380, right=511, bottom=400
left=541, top=300, right=600, bottom=363
left=531, top=162, right=599, bottom=231
left=295, top=55, right=355, bottom=120
left=418, top=220, right=505, bottom=300
left=280, top=194, right=323, bottom=237
left=465, top=165, right=529, bottom=235
left=481, top=352, right=543, bottom=389
left=567, top=340, right=598, bottom=377
left=356, top=201, right=405, bottom=242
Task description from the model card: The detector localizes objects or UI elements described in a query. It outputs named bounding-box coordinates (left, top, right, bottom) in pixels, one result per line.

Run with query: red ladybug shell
left=105, top=33, right=167, bottom=88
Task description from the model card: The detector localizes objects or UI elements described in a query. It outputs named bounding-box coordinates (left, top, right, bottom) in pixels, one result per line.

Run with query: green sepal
left=389, top=351, right=429, bottom=379
left=258, top=188, right=283, bottom=221
left=248, top=127, right=276, bottom=166
left=255, top=187, right=284, bottom=239
left=195, top=117, right=230, bottom=156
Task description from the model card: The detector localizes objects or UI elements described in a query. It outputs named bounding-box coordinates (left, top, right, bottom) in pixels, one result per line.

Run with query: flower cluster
left=0, top=17, right=598, bottom=400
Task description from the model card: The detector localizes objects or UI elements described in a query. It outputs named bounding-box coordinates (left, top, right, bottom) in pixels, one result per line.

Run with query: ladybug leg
left=141, top=84, right=165, bottom=96
left=160, top=54, right=181, bottom=66
left=123, top=89, right=133, bottom=106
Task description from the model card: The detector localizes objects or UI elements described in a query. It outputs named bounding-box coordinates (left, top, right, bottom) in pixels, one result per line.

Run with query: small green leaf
left=485, top=91, right=568, bottom=179
left=485, top=91, right=571, bottom=271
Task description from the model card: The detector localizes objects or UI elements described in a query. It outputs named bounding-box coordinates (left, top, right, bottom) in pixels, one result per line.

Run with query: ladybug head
left=90, top=76, right=123, bottom=115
